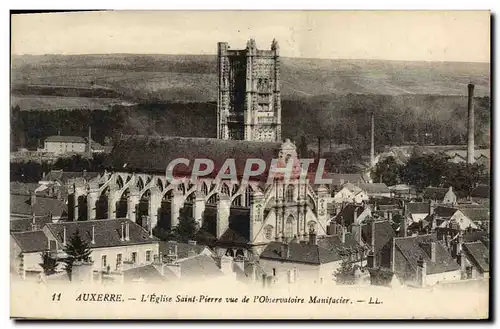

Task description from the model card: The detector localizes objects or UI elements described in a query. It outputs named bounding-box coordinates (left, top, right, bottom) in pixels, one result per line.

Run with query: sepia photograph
left=9, top=10, right=491, bottom=319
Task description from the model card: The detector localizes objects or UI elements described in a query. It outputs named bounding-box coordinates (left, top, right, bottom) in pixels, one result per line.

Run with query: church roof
left=106, top=135, right=282, bottom=179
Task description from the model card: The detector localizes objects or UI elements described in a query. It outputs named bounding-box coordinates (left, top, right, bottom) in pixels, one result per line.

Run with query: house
left=42, top=219, right=160, bottom=274
left=426, top=206, right=478, bottom=233
left=122, top=264, right=168, bottom=283
left=423, top=186, right=457, bottom=205
left=326, top=173, right=367, bottom=189
left=458, top=205, right=490, bottom=231
left=392, top=234, right=461, bottom=287
left=258, top=232, right=344, bottom=285
left=462, top=241, right=489, bottom=279
left=331, top=204, right=371, bottom=230
left=404, top=202, right=431, bottom=224
left=10, top=193, right=68, bottom=220
left=389, top=184, right=417, bottom=199
left=43, top=135, right=87, bottom=155
left=356, top=183, right=391, bottom=199
left=332, top=183, right=369, bottom=204
left=11, top=230, right=51, bottom=279
left=361, top=220, right=396, bottom=269
left=372, top=198, right=402, bottom=221
left=10, top=214, right=54, bottom=232
left=39, top=170, right=99, bottom=187
left=159, top=241, right=215, bottom=261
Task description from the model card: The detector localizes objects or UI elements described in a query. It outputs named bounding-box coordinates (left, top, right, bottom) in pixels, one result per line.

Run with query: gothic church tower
left=217, top=38, right=282, bottom=142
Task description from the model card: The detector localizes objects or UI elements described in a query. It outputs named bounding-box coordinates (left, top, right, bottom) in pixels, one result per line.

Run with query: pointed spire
left=271, top=38, right=279, bottom=50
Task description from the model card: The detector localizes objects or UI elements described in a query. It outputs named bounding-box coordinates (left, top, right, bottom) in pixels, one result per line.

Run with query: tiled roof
left=463, top=242, right=489, bottom=273
left=342, top=183, right=363, bottom=194
left=10, top=194, right=67, bottom=218
left=45, top=135, right=86, bottom=144
left=10, top=215, right=53, bottom=232
left=423, top=187, right=449, bottom=200
left=105, top=135, right=282, bottom=177
left=459, top=207, right=490, bottom=222
left=259, top=241, right=341, bottom=265
left=433, top=206, right=458, bottom=218
left=11, top=230, right=48, bottom=253
left=10, top=182, right=42, bottom=195
left=317, top=233, right=361, bottom=252
left=178, top=254, right=224, bottom=279
left=356, top=183, right=390, bottom=194
left=407, top=202, right=430, bottom=215
left=123, top=265, right=166, bottom=283
left=361, top=220, right=395, bottom=254
left=394, top=234, right=460, bottom=275
left=159, top=241, right=211, bottom=259
left=45, top=219, right=159, bottom=249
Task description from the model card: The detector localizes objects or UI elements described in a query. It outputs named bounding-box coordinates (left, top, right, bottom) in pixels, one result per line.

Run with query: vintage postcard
left=9, top=10, right=490, bottom=319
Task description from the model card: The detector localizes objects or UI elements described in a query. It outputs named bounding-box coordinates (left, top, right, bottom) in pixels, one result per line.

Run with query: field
left=11, top=54, right=490, bottom=105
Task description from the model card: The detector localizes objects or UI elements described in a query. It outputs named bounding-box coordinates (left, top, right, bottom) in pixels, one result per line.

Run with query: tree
left=371, top=156, right=401, bottom=186
left=170, top=209, right=198, bottom=243
left=63, top=229, right=92, bottom=280
left=39, top=252, right=59, bottom=276
left=400, top=153, right=450, bottom=191
left=334, top=258, right=356, bottom=285
left=445, top=163, right=486, bottom=199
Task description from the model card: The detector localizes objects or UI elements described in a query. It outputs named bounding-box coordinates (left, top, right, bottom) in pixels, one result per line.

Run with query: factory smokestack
left=467, top=83, right=475, bottom=165
left=370, top=113, right=375, bottom=167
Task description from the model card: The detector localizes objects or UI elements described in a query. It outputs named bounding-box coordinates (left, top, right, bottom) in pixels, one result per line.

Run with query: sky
left=11, top=10, right=491, bottom=62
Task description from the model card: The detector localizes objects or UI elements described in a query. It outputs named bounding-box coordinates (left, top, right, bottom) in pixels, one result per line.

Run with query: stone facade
left=217, top=38, right=282, bottom=142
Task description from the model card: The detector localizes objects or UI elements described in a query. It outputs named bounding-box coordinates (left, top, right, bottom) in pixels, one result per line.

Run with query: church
left=68, top=39, right=332, bottom=257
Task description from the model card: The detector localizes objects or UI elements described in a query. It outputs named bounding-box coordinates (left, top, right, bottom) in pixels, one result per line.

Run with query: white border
left=2, top=1, right=498, bottom=327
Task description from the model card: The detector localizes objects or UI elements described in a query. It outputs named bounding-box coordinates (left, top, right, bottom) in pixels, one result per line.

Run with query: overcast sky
left=11, top=10, right=490, bottom=62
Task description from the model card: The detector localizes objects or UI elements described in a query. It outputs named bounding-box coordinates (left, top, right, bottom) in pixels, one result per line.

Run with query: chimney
left=353, top=207, right=358, bottom=224
left=125, top=222, right=130, bottom=241
left=120, top=222, right=125, bottom=241
left=401, top=214, right=408, bottom=237
left=30, top=192, right=36, bottom=206
left=341, top=227, right=346, bottom=244
left=467, top=83, right=475, bottom=165
left=63, top=226, right=67, bottom=246
left=91, top=225, right=95, bottom=244
left=428, top=200, right=435, bottom=215
left=309, top=230, right=317, bottom=245
left=281, top=243, right=290, bottom=259
left=416, top=257, right=427, bottom=287
left=370, top=113, right=375, bottom=167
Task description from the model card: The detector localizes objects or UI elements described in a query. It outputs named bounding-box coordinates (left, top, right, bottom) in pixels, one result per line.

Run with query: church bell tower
left=217, top=38, right=282, bottom=142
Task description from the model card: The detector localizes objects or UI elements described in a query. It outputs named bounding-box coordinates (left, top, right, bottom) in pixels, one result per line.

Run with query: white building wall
left=426, top=270, right=462, bottom=286
left=45, top=142, right=86, bottom=154
left=258, top=258, right=342, bottom=285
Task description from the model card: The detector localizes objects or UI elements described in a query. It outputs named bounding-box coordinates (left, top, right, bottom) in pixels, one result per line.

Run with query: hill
left=11, top=54, right=490, bottom=104
left=10, top=54, right=491, bottom=153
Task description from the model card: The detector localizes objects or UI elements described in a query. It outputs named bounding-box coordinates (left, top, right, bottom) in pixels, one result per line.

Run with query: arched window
left=286, top=185, right=295, bottom=202
left=163, top=190, right=173, bottom=201
left=201, top=183, right=209, bottom=196
left=207, top=194, right=218, bottom=205
left=177, top=184, right=185, bottom=194
left=232, top=184, right=239, bottom=195
left=285, top=216, right=294, bottom=238
left=245, top=186, right=253, bottom=207
left=264, top=225, right=274, bottom=240
left=156, top=179, right=164, bottom=192
left=136, top=177, right=144, bottom=191
left=116, top=176, right=124, bottom=190
left=220, top=184, right=230, bottom=196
